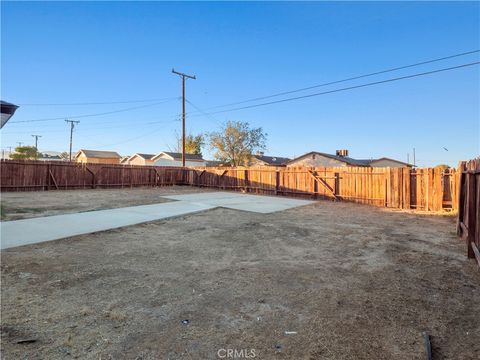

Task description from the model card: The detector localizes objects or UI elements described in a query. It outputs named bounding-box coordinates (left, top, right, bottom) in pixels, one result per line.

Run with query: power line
left=188, top=49, right=480, bottom=113
left=185, top=98, right=221, bottom=126
left=93, top=126, right=167, bottom=149
left=18, top=96, right=178, bottom=106
left=10, top=98, right=179, bottom=123
left=198, top=61, right=480, bottom=116
left=0, top=116, right=181, bottom=135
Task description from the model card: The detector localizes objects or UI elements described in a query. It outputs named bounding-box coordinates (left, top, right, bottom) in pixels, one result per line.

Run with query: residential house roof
left=287, top=151, right=370, bottom=166
left=152, top=152, right=205, bottom=162
left=76, top=149, right=121, bottom=159
left=134, top=153, right=156, bottom=160
left=127, top=153, right=156, bottom=161
left=364, top=157, right=412, bottom=167
left=287, top=152, right=412, bottom=167
left=253, top=155, right=291, bottom=166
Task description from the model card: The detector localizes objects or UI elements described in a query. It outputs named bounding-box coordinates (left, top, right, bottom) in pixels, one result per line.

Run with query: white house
left=151, top=152, right=206, bottom=167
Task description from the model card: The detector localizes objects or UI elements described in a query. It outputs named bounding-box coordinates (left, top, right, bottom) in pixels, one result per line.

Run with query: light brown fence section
left=457, top=158, right=480, bottom=267
left=189, top=166, right=459, bottom=212
left=0, top=160, right=187, bottom=191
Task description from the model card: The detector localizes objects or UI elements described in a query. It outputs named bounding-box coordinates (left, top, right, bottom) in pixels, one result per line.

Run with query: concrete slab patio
left=0, top=191, right=313, bottom=250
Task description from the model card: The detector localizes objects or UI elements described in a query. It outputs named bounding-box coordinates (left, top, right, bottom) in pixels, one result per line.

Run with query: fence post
left=311, top=168, right=318, bottom=199
left=466, top=172, right=476, bottom=259
left=244, top=169, right=249, bottom=193
left=46, top=163, right=51, bottom=191
left=384, top=168, right=390, bottom=207
left=275, top=170, right=280, bottom=195
left=334, top=172, right=340, bottom=198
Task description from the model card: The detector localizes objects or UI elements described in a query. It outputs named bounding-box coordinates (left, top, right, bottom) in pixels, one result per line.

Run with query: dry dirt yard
left=0, top=186, right=213, bottom=221
left=1, top=187, right=479, bottom=359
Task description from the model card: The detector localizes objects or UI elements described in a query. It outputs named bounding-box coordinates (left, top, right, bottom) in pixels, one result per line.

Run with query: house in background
left=287, top=150, right=412, bottom=168
left=366, top=157, right=412, bottom=168
left=250, top=152, right=291, bottom=167
left=287, top=150, right=369, bottom=167
left=75, top=149, right=121, bottom=164
left=125, top=153, right=156, bottom=166
left=120, top=156, right=130, bottom=165
left=152, top=152, right=206, bottom=167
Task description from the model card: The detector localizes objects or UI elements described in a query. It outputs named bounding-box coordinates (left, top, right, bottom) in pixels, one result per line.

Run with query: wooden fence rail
left=1, top=160, right=459, bottom=213
left=456, top=158, right=480, bottom=267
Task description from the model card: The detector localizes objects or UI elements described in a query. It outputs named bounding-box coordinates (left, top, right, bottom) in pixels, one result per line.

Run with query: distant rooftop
left=253, top=154, right=291, bottom=165
left=134, top=153, right=156, bottom=160
left=77, top=149, right=121, bottom=158
left=160, top=152, right=205, bottom=161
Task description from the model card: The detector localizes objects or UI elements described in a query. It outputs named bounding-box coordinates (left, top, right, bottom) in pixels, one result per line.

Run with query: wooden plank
left=471, top=242, right=480, bottom=268
left=49, top=170, right=59, bottom=190
left=307, top=169, right=337, bottom=199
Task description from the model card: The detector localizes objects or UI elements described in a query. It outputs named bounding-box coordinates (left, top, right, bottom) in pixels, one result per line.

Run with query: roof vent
left=336, top=149, right=349, bottom=157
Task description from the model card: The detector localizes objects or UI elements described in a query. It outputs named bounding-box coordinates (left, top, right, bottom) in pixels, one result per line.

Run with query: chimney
left=336, top=149, right=349, bottom=157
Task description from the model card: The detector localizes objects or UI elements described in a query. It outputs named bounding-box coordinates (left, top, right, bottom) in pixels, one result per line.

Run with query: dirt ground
left=1, top=187, right=479, bottom=359
left=0, top=186, right=212, bottom=221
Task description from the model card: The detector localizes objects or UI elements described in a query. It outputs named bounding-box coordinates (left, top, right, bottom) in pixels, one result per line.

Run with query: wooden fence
left=0, top=160, right=187, bottom=191
left=0, top=160, right=459, bottom=213
left=187, top=166, right=459, bottom=212
left=457, top=158, right=480, bottom=267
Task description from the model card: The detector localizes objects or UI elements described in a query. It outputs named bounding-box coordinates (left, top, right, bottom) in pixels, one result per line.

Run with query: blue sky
left=1, top=1, right=479, bottom=166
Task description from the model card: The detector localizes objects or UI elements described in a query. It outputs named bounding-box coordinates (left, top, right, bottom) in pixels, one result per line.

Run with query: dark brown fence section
left=0, top=160, right=187, bottom=191
left=188, top=166, right=459, bottom=212
left=457, top=158, right=480, bottom=267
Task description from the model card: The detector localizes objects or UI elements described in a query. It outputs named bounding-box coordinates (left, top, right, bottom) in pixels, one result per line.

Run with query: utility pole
left=413, top=147, right=416, bottom=167
left=17, top=142, right=23, bottom=147
left=172, top=68, right=196, bottom=167
left=65, top=119, right=80, bottom=161
left=31, top=134, right=42, bottom=149
left=407, top=153, right=409, bottom=165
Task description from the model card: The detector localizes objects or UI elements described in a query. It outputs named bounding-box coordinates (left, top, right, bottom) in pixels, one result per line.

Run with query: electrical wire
left=184, top=99, right=222, bottom=126
left=187, top=49, right=480, bottom=113
left=17, top=96, right=178, bottom=106
left=195, top=61, right=480, bottom=116
left=9, top=98, right=180, bottom=123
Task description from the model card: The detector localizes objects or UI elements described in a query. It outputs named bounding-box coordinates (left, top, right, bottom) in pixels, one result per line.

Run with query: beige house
left=287, top=150, right=412, bottom=168
left=75, top=149, right=121, bottom=164
left=152, top=152, right=206, bottom=167
left=125, top=153, right=156, bottom=166
left=287, top=151, right=368, bottom=167
left=120, top=156, right=130, bottom=165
